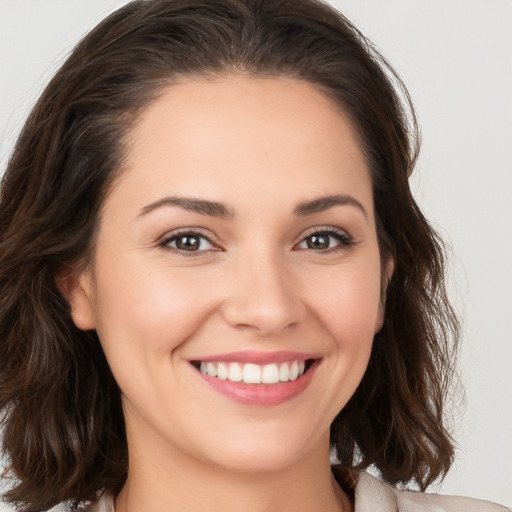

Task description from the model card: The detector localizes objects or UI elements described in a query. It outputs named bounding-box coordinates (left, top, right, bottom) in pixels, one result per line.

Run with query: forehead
left=110, top=74, right=373, bottom=219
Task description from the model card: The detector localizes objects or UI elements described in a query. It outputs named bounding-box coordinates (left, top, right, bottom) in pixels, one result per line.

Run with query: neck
left=115, top=429, right=351, bottom=512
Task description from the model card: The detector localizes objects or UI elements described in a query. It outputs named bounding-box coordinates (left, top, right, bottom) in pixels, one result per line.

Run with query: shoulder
left=332, top=466, right=511, bottom=512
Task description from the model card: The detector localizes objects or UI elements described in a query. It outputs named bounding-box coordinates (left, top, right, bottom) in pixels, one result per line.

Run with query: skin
left=67, top=75, right=391, bottom=512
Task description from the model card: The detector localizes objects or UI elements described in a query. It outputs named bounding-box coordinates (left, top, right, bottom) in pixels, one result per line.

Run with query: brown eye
left=162, top=232, right=215, bottom=252
left=297, top=230, right=353, bottom=252
left=306, top=233, right=331, bottom=250
left=175, top=234, right=201, bottom=251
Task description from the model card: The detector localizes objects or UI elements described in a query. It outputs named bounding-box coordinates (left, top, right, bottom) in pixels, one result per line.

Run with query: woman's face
left=70, top=75, right=387, bottom=473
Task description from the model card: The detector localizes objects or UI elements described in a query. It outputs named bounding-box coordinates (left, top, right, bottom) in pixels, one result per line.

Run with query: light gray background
left=1, top=0, right=511, bottom=508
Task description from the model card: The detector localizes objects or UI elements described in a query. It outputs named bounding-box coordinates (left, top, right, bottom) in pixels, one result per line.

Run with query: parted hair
left=0, top=0, right=459, bottom=510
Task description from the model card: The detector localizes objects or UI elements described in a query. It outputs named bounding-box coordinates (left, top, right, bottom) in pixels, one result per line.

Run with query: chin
left=206, top=449, right=306, bottom=475
left=197, top=426, right=326, bottom=475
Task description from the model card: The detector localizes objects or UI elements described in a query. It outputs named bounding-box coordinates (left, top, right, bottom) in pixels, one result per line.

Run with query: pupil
left=308, top=234, right=329, bottom=250
left=177, top=235, right=200, bottom=251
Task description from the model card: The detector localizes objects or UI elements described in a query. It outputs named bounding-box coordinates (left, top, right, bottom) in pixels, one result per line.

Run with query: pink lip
left=192, top=357, right=321, bottom=407
left=190, top=350, right=318, bottom=365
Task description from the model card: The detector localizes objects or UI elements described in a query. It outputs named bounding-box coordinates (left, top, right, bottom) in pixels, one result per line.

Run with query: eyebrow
left=293, top=194, right=368, bottom=218
left=137, top=193, right=367, bottom=220
left=138, top=196, right=234, bottom=219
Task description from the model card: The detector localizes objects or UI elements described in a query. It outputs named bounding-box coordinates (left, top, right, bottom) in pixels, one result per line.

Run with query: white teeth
left=262, top=363, right=279, bottom=384
left=227, top=362, right=243, bottom=382
left=217, top=362, right=228, bottom=380
left=206, top=362, right=217, bottom=377
left=279, top=363, right=290, bottom=382
left=198, top=359, right=309, bottom=384
left=289, top=361, right=299, bottom=381
left=243, top=363, right=261, bottom=384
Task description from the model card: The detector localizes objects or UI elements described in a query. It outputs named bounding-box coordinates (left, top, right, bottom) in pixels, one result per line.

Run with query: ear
left=374, top=257, right=394, bottom=333
left=55, top=264, right=96, bottom=330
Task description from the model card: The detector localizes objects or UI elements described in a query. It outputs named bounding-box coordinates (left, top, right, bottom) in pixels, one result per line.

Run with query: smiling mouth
left=191, top=359, right=316, bottom=385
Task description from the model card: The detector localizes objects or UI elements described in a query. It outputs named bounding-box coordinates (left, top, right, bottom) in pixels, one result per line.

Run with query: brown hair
left=0, top=0, right=459, bottom=510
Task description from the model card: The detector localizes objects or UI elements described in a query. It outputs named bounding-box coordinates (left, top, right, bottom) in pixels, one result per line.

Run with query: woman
left=0, top=1, right=509, bottom=511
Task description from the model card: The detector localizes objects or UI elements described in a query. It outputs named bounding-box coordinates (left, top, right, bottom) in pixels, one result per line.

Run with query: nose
left=221, top=251, right=306, bottom=337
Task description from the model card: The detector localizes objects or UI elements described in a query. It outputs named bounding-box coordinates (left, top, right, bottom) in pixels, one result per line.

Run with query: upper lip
left=189, top=350, right=320, bottom=365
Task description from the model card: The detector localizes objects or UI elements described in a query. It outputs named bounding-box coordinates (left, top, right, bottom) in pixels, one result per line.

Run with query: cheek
left=306, top=259, right=383, bottom=344
left=296, top=258, right=381, bottom=419
left=91, top=258, right=220, bottom=370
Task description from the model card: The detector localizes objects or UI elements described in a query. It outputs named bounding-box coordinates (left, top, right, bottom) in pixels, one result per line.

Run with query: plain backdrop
left=1, top=0, right=511, bottom=508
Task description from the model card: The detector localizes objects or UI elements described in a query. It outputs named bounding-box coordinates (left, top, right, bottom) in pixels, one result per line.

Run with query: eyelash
left=158, top=227, right=355, bottom=256
left=296, top=227, right=355, bottom=253
left=158, top=229, right=221, bottom=256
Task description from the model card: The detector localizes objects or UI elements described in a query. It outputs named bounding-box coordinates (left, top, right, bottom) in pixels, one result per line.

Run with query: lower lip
left=194, top=360, right=319, bottom=406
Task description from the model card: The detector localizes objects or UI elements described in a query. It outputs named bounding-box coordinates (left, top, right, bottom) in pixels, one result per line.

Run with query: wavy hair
left=0, top=0, right=459, bottom=510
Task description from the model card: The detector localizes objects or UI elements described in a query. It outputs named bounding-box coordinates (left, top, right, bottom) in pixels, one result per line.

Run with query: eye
left=159, top=231, right=217, bottom=253
left=296, top=229, right=354, bottom=252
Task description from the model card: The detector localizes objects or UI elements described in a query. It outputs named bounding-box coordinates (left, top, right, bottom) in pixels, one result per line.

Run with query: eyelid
left=294, top=226, right=355, bottom=251
left=298, top=225, right=350, bottom=239
left=157, top=227, right=224, bottom=254
left=156, top=225, right=355, bottom=255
